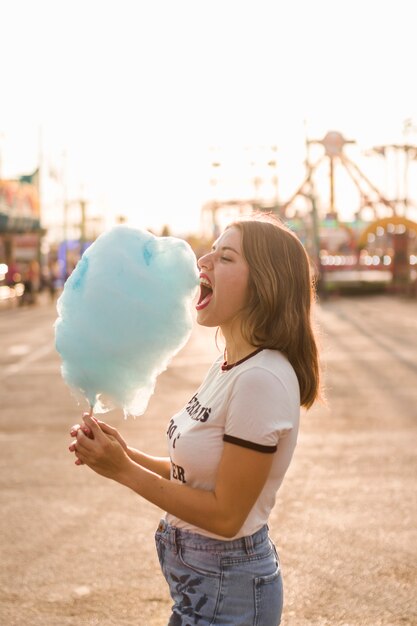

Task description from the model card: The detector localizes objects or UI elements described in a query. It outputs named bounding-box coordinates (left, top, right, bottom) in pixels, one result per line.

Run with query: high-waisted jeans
left=155, top=519, right=283, bottom=626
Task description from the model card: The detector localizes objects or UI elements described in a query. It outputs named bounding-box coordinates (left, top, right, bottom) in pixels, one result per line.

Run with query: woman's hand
left=69, top=414, right=128, bottom=465
left=69, top=414, right=132, bottom=481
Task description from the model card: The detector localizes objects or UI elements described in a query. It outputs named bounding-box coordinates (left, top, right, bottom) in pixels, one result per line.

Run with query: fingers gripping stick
left=69, top=406, right=95, bottom=465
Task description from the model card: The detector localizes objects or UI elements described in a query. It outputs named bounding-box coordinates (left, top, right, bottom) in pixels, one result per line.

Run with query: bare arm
left=73, top=414, right=274, bottom=538
left=125, top=447, right=171, bottom=480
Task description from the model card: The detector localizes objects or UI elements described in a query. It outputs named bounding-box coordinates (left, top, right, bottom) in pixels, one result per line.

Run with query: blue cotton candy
left=54, top=226, right=199, bottom=416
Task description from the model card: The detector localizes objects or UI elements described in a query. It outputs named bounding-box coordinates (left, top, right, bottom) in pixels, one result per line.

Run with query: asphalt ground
left=0, top=293, right=416, bottom=626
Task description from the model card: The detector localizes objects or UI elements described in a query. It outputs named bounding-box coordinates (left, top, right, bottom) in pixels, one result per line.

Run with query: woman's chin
left=196, top=311, right=217, bottom=328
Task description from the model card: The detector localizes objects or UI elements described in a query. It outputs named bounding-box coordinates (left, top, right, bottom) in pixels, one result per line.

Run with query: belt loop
left=244, top=533, right=255, bottom=555
left=173, top=526, right=179, bottom=554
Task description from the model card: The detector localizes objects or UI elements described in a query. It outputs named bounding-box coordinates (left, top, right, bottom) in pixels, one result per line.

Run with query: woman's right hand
left=69, top=413, right=129, bottom=463
left=93, top=418, right=129, bottom=452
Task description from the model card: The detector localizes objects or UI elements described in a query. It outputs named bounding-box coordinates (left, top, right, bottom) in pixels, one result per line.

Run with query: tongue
left=198, top=286, right=212, bottom=305
left=196, top=289, right=213, bottom=309
left=200, top=292, right=212, bottom=306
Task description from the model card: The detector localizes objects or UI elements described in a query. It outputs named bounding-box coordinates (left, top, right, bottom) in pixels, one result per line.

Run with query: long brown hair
left=228, top=213, right=321, bottom=409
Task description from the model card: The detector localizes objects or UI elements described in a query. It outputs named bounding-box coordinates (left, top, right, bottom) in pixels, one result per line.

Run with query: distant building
left=0, top=170, right=43, bottom=273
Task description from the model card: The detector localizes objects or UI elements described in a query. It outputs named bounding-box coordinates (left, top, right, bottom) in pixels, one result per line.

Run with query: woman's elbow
left=214, top=514, right=246, bottom=539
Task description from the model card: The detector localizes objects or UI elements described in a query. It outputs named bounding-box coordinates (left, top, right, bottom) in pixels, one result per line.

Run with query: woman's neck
left=221, top=330, right=257, bottom=366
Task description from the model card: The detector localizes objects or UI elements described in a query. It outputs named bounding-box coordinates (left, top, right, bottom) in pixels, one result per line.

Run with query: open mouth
left=196, top=275, right=213, bottom=310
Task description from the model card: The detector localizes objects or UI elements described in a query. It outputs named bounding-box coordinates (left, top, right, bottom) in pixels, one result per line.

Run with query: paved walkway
left=0, top=294, right=416, bottom=625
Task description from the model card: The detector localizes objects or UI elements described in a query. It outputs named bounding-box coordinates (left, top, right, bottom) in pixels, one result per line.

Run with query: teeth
left=200, top=278, right=212, bottom=288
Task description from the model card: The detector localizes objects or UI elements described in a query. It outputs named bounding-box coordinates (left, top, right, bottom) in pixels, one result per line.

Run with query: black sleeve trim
left=223, top=434, right=277, bottom=453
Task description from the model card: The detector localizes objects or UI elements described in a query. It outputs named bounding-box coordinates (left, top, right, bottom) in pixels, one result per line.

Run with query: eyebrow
left=212, top=245, right=240, bottom=255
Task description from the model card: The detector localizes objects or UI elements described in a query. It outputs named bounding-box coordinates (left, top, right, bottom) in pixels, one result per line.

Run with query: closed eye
left=221, top=256, right=232, bottom=262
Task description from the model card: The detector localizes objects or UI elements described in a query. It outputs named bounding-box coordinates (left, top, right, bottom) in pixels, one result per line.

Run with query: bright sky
left=1, top=0, right=416, bottom=236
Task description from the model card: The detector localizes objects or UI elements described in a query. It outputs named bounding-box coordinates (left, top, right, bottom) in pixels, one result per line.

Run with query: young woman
left=69, top=213, right=321, bottom=625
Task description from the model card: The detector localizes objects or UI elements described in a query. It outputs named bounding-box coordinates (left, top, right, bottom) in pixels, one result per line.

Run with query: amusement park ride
left=202, top=131, right=417, bottom=294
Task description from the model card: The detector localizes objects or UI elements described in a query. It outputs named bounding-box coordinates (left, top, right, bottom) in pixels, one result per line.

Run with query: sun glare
left=0, top=1, right=416, bottom=235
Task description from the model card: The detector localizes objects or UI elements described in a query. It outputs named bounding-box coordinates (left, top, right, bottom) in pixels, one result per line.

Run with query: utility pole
left=304, top=125, right=322, bottom=290
left=209, top=158, right=221, bottom=236
left=62, top=150, right=69, bottom=278
left=0, top=132, right=4, bottom=180
left=268, top=144, right=279, bottom=215
left=402, top=118, right=417, bottom=218
left=79, top=198, right=89, bottom=253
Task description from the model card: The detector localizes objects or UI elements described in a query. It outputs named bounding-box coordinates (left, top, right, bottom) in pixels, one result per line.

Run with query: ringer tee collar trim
left=221, top=347, right=264, bottom=372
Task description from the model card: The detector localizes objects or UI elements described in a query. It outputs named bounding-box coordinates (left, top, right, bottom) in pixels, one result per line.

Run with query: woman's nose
left=197, top=251, right=213, bottom=271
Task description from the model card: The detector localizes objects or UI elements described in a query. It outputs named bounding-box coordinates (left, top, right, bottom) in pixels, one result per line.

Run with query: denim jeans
left=155, top=520, right=283, bottom=626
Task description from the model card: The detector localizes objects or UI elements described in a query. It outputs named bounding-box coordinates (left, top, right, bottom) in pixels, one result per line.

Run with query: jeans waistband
left=156, top=520, right=269, bottom=555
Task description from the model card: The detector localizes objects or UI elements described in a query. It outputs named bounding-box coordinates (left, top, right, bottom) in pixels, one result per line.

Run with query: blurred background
left=1, top=0, right=417, bottom=304
left=1, top=2, right=417, bottom=624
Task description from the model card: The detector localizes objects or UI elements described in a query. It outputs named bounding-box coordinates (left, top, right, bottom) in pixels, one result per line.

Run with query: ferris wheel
left=281, top=130, right=417, bottom=294
left=282, top=130, right=398, bottom=220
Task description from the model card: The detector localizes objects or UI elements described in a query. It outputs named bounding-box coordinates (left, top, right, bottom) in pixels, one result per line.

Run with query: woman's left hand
left=69, top=414, right=131, bottom=481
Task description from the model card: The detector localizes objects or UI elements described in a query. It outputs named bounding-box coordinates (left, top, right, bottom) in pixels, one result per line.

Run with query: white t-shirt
left=165, top=348, right=300, bottom=539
